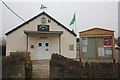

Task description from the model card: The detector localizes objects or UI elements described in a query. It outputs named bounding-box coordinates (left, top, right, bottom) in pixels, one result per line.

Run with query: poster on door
left=103, top=37, right=112, bottom=47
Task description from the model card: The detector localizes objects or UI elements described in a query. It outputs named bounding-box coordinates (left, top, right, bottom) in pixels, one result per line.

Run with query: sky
left=0, top=0, right=119, bottom=39
left=118, top=1, right=120, bottom=36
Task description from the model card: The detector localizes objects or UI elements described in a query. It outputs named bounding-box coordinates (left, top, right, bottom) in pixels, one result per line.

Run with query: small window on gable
left=69, top=45, right=74, bottom=51
left=37, top=25, right=49, bottom=31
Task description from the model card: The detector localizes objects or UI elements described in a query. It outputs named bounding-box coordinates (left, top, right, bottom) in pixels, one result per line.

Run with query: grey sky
left=118, top=1, right=120, bottom=36
left=1, top=1, right=119, bottom=38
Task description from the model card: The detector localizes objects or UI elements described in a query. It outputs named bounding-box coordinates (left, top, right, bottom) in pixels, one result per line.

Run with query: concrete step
left=32, top=60, right=50, bottom=65
left=32, top=60, right=50, bottom=78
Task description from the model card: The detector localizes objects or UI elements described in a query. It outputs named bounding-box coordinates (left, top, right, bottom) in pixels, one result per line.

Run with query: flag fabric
left=69, top=14, right=76, bottom=26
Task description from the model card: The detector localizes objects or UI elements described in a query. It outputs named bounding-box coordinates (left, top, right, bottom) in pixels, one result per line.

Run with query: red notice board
left=103, top=37, right=112, bottom=47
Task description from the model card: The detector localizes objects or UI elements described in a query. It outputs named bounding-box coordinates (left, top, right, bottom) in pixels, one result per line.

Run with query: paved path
left=32, top=60, right=50, bottom=79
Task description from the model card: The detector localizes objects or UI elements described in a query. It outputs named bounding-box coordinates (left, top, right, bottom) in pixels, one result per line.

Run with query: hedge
left=10, top=51, right=33, bottom=79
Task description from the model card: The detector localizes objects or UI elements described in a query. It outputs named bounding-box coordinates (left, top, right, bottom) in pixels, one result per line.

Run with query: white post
left=75, top=12, right=77, bottom=34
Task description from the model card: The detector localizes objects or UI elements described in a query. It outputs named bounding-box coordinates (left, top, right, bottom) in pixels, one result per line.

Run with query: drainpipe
left=26, top=34, right=28, bottom=52
left=59, top=34, right=61, bottom=55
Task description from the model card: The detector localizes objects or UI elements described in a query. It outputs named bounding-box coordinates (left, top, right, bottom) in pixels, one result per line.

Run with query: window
left=105, top=47, right=112, bottom=58
left=46, top=43, right=49, bottom=46
left=83, top=37, right=96, bottom=58
left=98, top=37, right=112, bottom=58
left=69, top=45, right=74, bottom=51
left=82, top=37, right=87, bottom=45
left=38, top=43, right=42, bottom=47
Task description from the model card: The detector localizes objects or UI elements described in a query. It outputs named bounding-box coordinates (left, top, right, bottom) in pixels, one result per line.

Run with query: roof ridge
left=80, top=27, right=114, bottom=33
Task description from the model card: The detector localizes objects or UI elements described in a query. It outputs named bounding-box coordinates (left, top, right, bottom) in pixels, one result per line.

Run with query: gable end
left=5, top=12, right=76, bottom=37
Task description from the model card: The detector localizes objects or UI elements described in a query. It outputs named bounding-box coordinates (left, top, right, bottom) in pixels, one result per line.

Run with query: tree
left=2, top=37, right=6, bottom=46
left=0, top=37, right=6, bottom=56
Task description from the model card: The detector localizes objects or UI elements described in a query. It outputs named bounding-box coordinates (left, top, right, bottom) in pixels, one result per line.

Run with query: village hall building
left=5, top=12, right=77, bottom=60
left=79, top=28, right=115, bottom=61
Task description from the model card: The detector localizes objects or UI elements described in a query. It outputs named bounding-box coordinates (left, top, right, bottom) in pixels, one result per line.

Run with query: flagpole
left=74, top=11, right=77, bottom=34
left=75, top=12, right=76, bottom=33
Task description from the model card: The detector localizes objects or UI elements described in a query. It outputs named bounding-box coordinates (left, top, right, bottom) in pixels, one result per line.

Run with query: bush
left=10, top=51, right=33, bottom=79
left=0, top=45, right=6, bottom=56
left=2, top=45, right=6, bottom=56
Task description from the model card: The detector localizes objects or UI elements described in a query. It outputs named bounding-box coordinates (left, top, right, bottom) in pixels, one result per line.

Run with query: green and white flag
left=69, top=14, right=76, bottom=26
